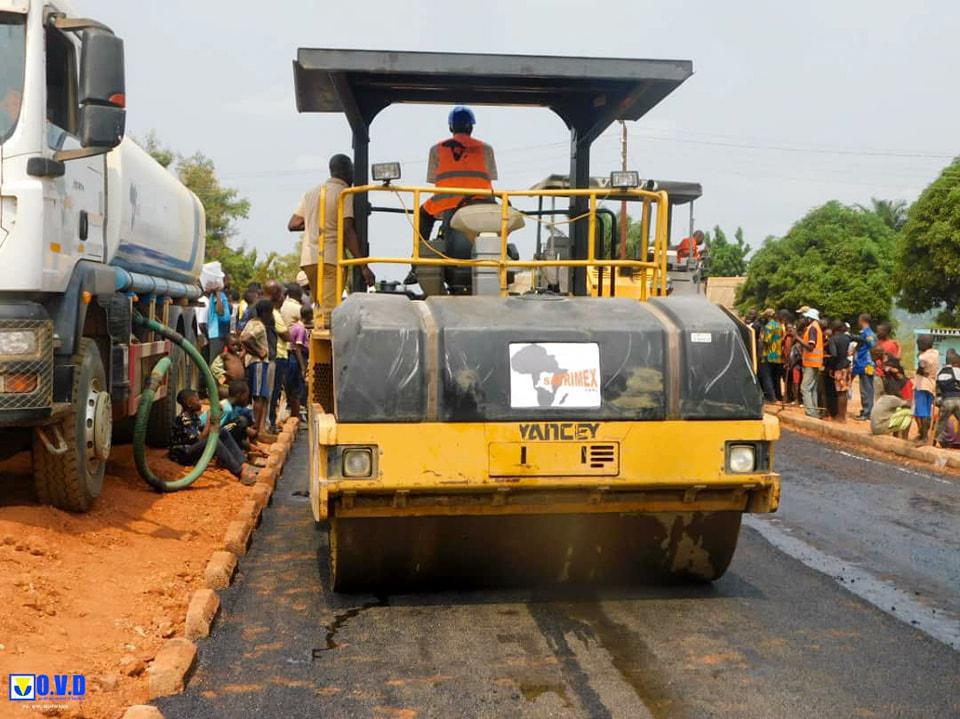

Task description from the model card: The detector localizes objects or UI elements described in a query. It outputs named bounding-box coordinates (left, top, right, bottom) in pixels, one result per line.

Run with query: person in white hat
left=296, top=270, right=313, bottom=308
left=199, top=261, right=231, bottom=361
left=796, top=307, right=825, bottom=417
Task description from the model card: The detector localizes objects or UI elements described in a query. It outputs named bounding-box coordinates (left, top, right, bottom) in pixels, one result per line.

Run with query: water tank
left=105, top=138, right=205, bottom=285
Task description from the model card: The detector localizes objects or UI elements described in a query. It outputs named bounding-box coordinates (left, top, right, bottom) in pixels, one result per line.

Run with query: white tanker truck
left=0, top=0, right=206, bottom=510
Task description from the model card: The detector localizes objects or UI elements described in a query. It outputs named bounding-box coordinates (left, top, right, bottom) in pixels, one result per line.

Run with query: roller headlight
left=342, top=447, right=374, bottom=478
left=0, top=330, right=38, bottom=356
left=727, top=444, right=757, bottom=474
left=372, top=162, right=401, bottom=183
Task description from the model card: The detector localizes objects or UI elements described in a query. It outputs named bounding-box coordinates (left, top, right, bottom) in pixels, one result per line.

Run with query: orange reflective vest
left=677, top=236, right=701, bottom=261
left=423, top=134, right=495, bottom=217
left=802, top=323, right=824, bottom=368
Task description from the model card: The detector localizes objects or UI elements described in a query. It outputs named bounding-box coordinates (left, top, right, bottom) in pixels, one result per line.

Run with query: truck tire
left=145, top=344, right=185, bottom=448
left=33, top=338, right=111, bottom=512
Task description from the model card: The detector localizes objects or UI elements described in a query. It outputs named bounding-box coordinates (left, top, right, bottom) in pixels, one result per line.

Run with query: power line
left=627, top=125, right=954, bottom=156
left=628, top=131, right=955, bottom=160
left=218, top=123, right=949, bottom=194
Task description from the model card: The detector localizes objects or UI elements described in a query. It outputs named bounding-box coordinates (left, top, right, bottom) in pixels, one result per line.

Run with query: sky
left=94, top=0, right=959, bottom=279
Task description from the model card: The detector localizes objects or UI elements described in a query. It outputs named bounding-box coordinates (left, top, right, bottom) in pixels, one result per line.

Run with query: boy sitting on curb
left=211, top=379, right=269, bottom=466
left=170, top=388, right=259, bottom=485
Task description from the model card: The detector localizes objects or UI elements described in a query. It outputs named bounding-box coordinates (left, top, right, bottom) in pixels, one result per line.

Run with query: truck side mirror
left=78, top=29, right=125, bottom=150
left=79, top=105, right=125, bottom=149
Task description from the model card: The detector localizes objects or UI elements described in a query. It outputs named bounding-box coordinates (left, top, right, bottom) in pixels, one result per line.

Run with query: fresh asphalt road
left=158, top=430, right=960, bottom=719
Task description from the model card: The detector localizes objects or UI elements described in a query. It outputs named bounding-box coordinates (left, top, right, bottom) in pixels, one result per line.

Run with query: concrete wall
left=705, top=276, right=746, bottom=310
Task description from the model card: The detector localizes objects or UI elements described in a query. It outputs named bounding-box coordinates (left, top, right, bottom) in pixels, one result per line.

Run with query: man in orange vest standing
left=797, top=307, right=825, bottom=417
left=418, top=106, right=498, bottom=243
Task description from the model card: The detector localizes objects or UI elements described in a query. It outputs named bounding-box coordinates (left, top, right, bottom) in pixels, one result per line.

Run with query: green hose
left=132, top=312, right=222, bottom=491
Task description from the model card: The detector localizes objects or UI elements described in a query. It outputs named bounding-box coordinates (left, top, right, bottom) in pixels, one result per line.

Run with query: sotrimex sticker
left=509, top=342, right=601, bottom=409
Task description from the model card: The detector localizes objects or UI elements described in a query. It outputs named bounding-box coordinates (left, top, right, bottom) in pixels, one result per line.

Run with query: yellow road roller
left=292, top=49, right=780, bottom=590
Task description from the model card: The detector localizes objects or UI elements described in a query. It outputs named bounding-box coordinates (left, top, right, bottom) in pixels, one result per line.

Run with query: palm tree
left=856, top=197, right=908, bottom=231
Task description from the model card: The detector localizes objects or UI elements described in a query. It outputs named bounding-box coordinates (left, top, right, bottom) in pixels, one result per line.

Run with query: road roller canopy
left=293, top=49, right=693, bottom=134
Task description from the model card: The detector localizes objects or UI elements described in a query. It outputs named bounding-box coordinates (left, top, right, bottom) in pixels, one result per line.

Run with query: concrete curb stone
left=238, top=497, right=262, bottom=525
left=256, top=467, right=278, bottom=492
left=122, top=706, right=165, bottom=719
left=147, top=638, right=197, bottom=699
left=203, top=550, right=238, bottom=590
left=222, top=518, right=254, bottom=556
left=250, top=483, right=271, bottom=509
left=184, top=588, right=221, bottom=641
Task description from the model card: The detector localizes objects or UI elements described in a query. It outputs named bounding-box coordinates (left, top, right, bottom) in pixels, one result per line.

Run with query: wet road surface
left=158, top=430, right=960, bottom=718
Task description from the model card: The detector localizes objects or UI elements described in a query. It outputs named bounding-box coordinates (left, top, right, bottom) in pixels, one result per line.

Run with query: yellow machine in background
left=293, top=49, right=779, bottom=590
left=531, top=174, right=704, bottom=300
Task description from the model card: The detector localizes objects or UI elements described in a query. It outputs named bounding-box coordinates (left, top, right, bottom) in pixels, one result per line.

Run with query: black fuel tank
left=331, top=294, right=761, bottom=423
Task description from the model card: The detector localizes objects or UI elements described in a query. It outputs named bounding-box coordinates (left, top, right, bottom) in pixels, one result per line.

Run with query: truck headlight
left=342, top=447, right=374, bottom=478
left=0, top=330, right=38, bottom=356
left=727, top=444, right=756, bottom=473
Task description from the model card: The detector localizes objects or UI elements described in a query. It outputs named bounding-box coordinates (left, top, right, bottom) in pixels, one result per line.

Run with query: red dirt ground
left=0, top=444, right=254, bottom=718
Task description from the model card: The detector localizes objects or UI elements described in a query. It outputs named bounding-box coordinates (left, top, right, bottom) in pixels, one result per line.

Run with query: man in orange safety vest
left=418, top=106, right=498, bottom=242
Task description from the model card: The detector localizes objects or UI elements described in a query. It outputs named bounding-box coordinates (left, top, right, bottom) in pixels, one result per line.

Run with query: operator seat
left=450, top=203, right=525, bottom=241
left=451, top=203, right=526, bottom=296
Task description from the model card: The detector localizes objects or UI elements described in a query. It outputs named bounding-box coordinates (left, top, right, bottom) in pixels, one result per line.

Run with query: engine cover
left=331, top=294, right=762, bottom=423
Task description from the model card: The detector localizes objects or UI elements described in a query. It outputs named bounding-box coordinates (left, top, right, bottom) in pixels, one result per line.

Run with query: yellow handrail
left=319, top=184, right=671, bottom=306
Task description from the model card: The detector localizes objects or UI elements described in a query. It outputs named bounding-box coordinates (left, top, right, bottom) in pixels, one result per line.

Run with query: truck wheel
left=145, top=344, right=186, bottom=448
left=33, top=338, right=112, bottom=512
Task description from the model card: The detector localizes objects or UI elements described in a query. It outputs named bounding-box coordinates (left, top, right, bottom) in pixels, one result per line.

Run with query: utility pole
left=619, top=120, right=628, bottom=259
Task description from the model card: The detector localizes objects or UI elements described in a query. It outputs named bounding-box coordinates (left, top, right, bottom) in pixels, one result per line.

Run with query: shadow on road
left=312, top=520, right=766, bottom=610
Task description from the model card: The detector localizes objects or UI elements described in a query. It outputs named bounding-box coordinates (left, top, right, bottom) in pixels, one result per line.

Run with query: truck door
left=43, top=22, right=105, bottom=286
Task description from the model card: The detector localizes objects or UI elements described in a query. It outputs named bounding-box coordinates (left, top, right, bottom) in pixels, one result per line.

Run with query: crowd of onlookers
left=167, top=262, right=314, bottom=484
left=745, top=307, right=960, bottom=449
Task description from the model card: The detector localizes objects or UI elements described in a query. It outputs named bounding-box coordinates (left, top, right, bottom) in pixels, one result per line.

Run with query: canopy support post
left=331, top=72, right=378, bottom=291
left=569, top=128, right=591, bottom=296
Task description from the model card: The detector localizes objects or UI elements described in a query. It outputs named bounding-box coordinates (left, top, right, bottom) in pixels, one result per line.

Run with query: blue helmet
left=448, top=106, right=476, bottom=131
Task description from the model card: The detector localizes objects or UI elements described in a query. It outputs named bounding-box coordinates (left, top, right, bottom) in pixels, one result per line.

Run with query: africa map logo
left=509, top=342, right=602, bottom=409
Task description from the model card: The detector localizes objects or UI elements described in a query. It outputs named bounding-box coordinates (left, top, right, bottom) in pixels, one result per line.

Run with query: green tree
left=737, top=201, right=897, bottom=321
left=895, top=158, right=960, bottom=326
left=705, top=225, right=749, bottom=277
left=177, top=152, right=251, bottom=256
left=856, top=197, right=909, bottom=231
left=252, top=244, right=302, bottom=286
left=141, top=130, right=174, bottom=169
left=594, top=213, right=648, bottom=260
